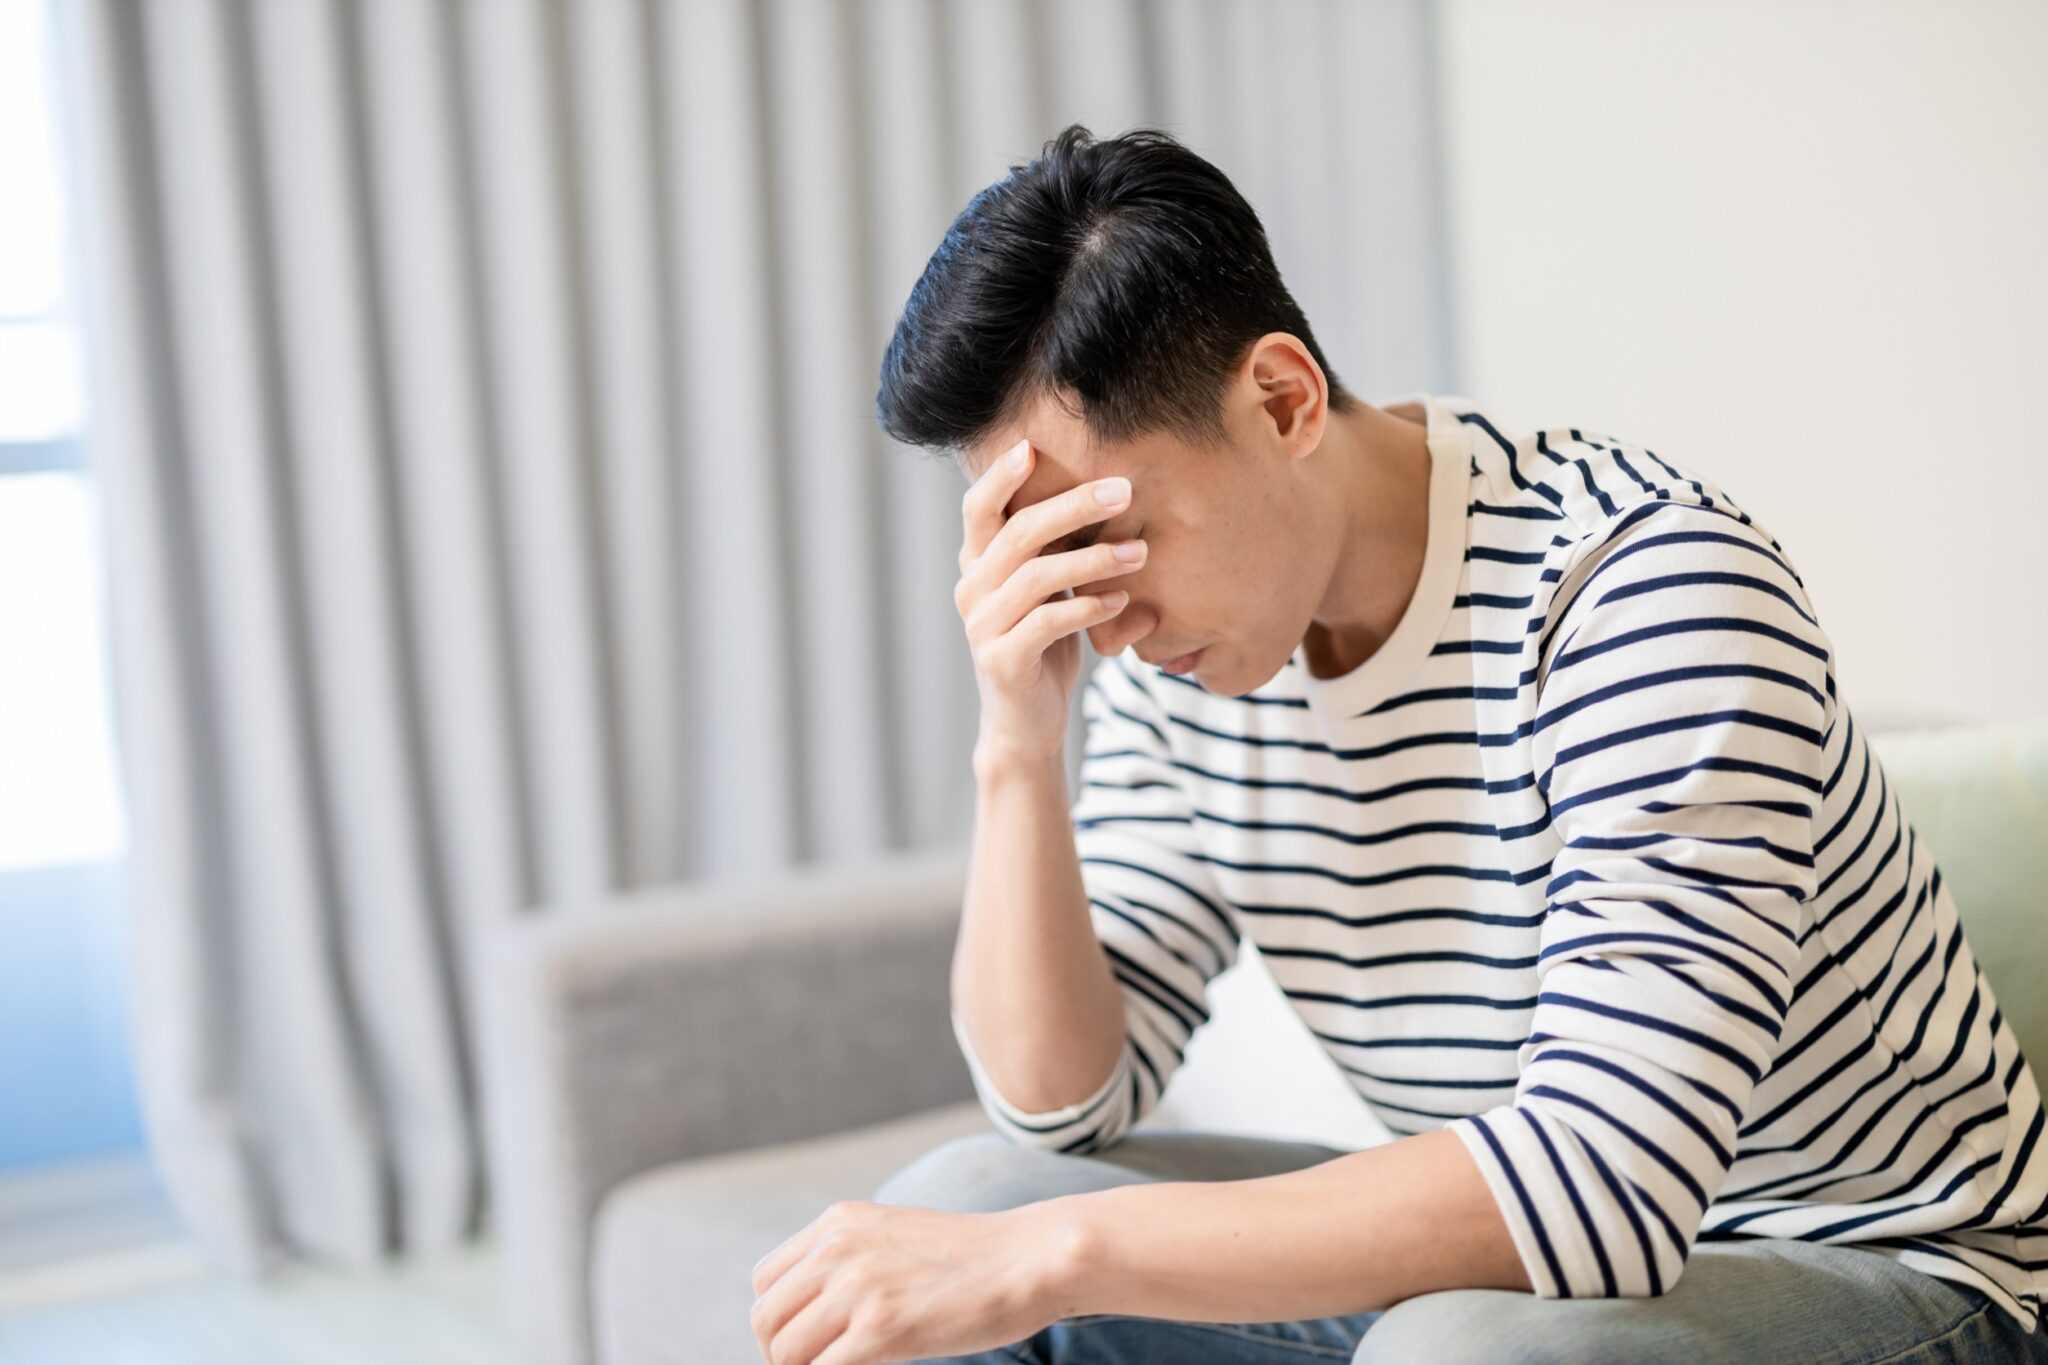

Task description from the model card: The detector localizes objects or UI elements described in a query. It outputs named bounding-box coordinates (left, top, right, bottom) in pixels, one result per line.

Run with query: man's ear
left=1245, top=332, right=1328, bottom=456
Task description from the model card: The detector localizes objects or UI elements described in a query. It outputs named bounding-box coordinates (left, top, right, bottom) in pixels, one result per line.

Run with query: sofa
left=483, top=718, right=2048, bottom=1365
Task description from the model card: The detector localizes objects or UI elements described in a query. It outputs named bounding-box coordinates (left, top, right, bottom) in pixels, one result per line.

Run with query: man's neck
left=1298, top=401, right=1434, bottom=680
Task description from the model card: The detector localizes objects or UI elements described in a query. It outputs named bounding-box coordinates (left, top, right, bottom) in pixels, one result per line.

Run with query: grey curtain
left=56, top=0, right=1451, bottom=1273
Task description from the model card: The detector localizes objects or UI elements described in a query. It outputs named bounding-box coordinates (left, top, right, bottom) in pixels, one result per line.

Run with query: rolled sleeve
left=956, top=654, right=1242, bottom=1154
left=1449, top=500, right=1835, bottom=1297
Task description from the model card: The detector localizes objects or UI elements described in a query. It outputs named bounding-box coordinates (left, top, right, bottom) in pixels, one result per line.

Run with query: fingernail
left=1113, top=540, right=1145, bottom=563
left=1095, top=477, right=1129, bottom=505
left=1007, top=441, right=1029, bottom=471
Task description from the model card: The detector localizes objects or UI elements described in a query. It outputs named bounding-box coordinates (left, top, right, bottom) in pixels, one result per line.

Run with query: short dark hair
left=875, top=123, right=1359, bottom=463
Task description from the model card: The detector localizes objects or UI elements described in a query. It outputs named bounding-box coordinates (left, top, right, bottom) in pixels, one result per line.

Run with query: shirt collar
left=1291, top=391, right=1476, bottom=721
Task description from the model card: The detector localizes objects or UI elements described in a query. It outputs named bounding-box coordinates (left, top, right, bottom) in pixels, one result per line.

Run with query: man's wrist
left=1007, top=1194, right=1100, bottom=1321
left=971, top=737, right=1067, bottom=788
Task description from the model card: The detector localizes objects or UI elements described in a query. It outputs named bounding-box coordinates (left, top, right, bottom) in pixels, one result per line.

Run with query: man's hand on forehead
left=946, top=431, right=1146, bottom=759
left=970, top=438, right=1129, bottom=529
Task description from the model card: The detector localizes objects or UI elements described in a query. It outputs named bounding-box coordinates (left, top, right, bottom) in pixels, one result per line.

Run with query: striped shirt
left=949, top=391, right=2048, bottom=1330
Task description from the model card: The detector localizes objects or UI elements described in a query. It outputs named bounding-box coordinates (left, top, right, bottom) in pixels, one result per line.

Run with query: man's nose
left=1088, top=597, right=1156, bottom=656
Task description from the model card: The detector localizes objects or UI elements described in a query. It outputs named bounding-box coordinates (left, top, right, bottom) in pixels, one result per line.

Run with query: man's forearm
left=950, top=746, right=1127, bottom=1114
left=1023, top=1126, right=1531, bottom=1323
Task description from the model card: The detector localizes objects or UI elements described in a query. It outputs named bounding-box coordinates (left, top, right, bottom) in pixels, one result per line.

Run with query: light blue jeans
left=870, top=1129, right=2048, bottom=1364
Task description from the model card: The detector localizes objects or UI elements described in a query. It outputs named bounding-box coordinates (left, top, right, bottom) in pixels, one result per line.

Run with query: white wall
left=1435, top=0, right=2048, bottom=725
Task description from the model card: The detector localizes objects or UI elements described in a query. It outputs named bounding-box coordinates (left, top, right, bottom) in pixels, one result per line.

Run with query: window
left=0, top=0, right=86, bottom=466
left=0, top=0, right=142, bottom=1174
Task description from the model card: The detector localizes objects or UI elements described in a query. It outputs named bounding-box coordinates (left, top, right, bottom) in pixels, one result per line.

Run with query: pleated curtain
left=55, top=0, right=1451, bottom=1272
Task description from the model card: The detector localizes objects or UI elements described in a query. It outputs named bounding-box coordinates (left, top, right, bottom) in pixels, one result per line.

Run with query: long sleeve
left=953, top=653, right=1243, bottom=1154
left=1447, top=497, right=1836, bottom=1297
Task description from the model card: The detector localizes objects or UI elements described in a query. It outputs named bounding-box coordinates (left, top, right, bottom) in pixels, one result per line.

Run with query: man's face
left=959, top=386, right=1323, bottom=697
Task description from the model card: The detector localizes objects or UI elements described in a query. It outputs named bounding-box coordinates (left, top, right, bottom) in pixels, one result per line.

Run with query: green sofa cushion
left=1866, top=716, right=2048, bottom=1082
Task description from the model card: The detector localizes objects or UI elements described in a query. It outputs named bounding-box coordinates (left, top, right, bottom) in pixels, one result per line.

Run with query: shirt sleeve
left=1446, top=497, right=1837, bottom=1298
left=951, top=653, right=1244, bottom=1153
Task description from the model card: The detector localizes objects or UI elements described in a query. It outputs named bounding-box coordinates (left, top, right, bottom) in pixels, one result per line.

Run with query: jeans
left=869, top=1128, right=2048, bottom=1364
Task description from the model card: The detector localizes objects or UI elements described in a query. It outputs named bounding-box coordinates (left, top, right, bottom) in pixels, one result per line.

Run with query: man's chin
left=1184, top=646, right=1268, bottom=698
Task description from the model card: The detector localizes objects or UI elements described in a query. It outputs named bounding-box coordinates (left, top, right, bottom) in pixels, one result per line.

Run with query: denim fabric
left=871, top=1130, right=2048, bottom=1365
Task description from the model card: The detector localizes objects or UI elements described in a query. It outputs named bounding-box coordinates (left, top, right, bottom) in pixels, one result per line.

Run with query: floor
left=0, top=1159, right=516, bottom=1364
left=0, top=1249, right=515, bottom=1365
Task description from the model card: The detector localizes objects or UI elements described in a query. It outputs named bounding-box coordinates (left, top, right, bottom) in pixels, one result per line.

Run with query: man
left=747, top=124, right=2048, bottom=1364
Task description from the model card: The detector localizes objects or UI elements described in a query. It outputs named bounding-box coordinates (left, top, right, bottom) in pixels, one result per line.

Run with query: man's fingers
left=999, top=590, right=1128, bottom=671
left=987, top=474, right=1127, bottom=572
left=964, top=538, right=1145, bottom=648
left=751, top=1219, right=820, bottom=1299
left=958, top=437, right=1032, bottom=571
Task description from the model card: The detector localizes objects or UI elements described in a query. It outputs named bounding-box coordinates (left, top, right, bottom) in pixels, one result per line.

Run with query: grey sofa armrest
left=481, top=841, right=976, bottom=1365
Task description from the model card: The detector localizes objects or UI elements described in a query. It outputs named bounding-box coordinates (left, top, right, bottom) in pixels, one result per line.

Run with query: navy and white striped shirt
left=950, top=391, right=2048, bottom=1329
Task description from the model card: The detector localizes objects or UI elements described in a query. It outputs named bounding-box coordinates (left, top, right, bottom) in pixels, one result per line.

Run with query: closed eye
left=1044, top=522, right=1140, bottom=558
left=1043, top=525, right=1106, bottom=557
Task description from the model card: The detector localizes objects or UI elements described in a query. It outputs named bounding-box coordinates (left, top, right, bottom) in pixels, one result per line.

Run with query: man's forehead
left=961, top=426, right=1068, bottom=479
left=963, top=420, right=1143, bottom=488
left=960, top=388, right=1104, bottom=478
left=975, top=439, right=1121, bottom=520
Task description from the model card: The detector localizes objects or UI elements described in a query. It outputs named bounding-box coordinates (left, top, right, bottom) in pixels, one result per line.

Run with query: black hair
left=875, top=123, right=1359, bottom=463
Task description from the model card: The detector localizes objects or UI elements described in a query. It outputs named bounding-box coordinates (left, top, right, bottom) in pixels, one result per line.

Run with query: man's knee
left=870, top=1132, right=1063, bottom=1213
left=1353, top=1290, right=1588, bottom=1365
left=870, top=1130, right=1157, bottom=1213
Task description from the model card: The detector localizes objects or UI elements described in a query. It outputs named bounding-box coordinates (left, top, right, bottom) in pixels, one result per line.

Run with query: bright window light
left=0, top=0, right=85, bottom=444
left=0, top=0, right=126, bottom=873
left=0, top=474, right=127, bottom=872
